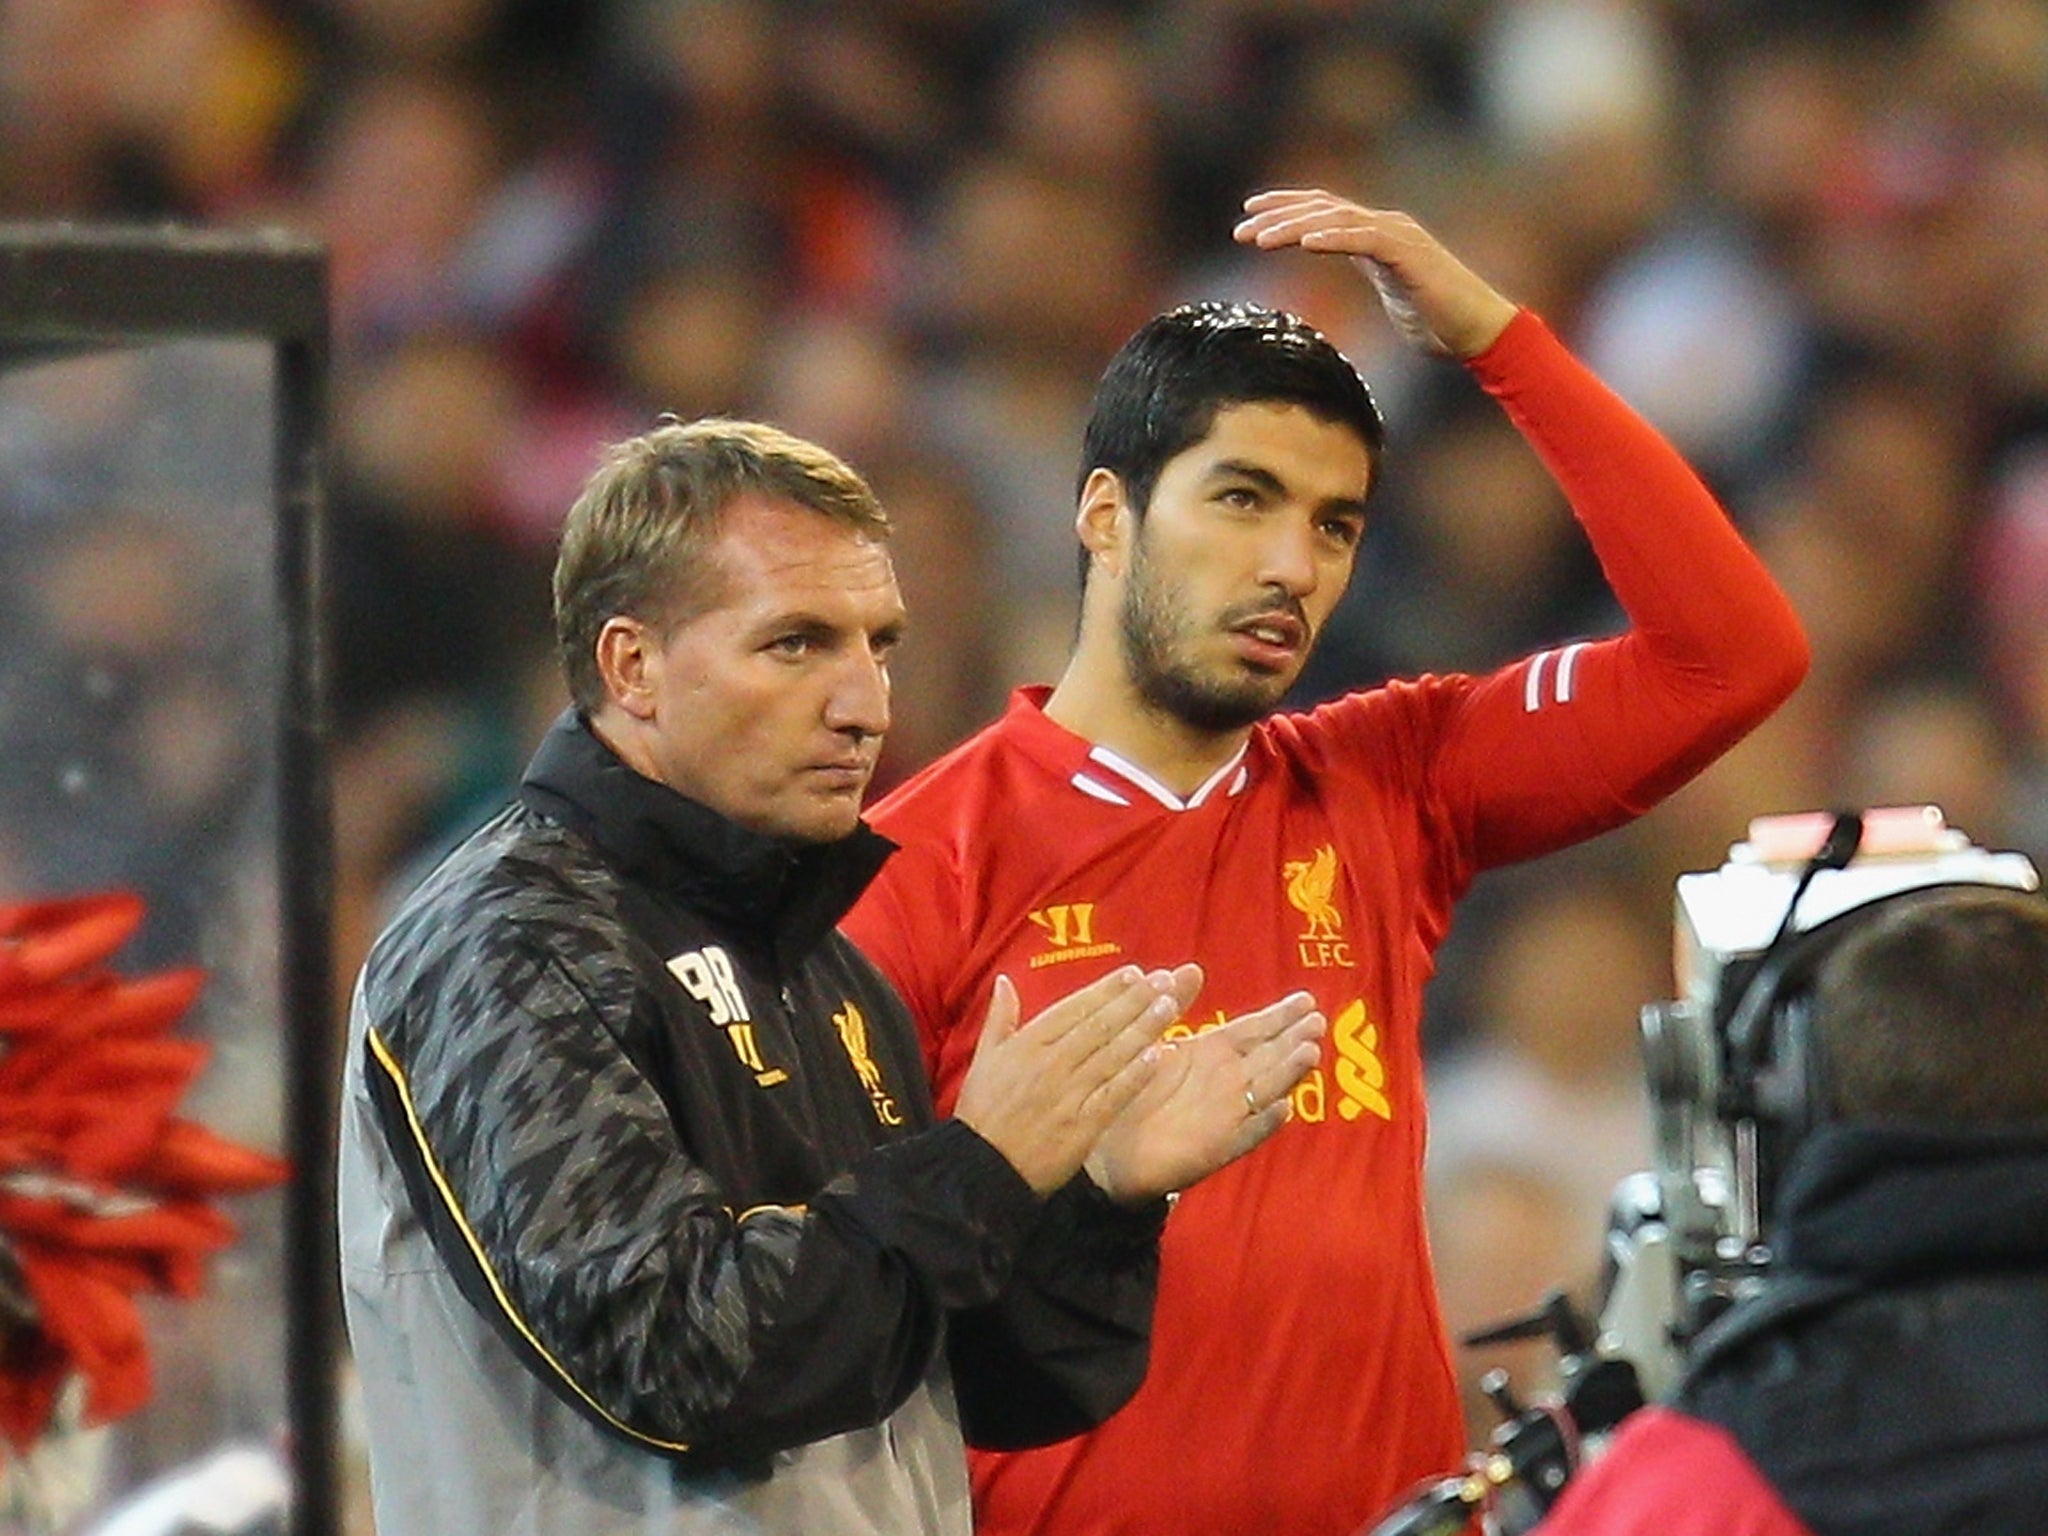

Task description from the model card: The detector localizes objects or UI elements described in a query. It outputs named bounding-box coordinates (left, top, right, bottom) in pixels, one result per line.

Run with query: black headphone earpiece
left=1718, top=864, right=2023, bottom=1217
left=1708, top=811, right=1864, bottom=1222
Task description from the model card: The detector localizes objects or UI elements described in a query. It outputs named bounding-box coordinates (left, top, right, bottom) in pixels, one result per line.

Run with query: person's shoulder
left=867, top=691, right=1065, bottom=830
left=1255, top=674, right=1474, bottom=768
left=370, top=801, right=627, bottom=980
left=1538, top=1406, right=1814, bottom=1536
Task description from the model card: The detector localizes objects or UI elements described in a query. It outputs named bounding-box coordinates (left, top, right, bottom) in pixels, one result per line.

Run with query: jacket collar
left=1771, top=1119, right=2048, bottom=1280
left=1680, top=1119, right=2048, bottom=1387
left=518, top=709, right=894, bottom=957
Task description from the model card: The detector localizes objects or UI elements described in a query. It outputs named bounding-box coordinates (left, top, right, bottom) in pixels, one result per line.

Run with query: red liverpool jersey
left=843, top=313, right=1807, bottom=1536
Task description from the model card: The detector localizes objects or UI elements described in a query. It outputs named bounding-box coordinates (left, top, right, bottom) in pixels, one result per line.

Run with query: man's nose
left=1258, top=516, right=1322, bottom=596
left=827, top=650, right=891, bottom=737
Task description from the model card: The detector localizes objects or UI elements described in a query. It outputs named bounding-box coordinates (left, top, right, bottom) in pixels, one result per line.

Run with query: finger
left=1077, top=1032, right=1166, bottom=1131
left=1123, top=1031, right=1195, bottom=1119
left=1240, top=186, right=1341, bottom=213
left=1076, top=988, right=1181, bottom=1080
left=1233, top=201, right=1364, bottom=248
left=1019, top=965, right=1152, bottom=1051
left=1232, top=1099, right=1295, bottom=1159
left=1242, top=1011, right=1325, bottom=1076
left=1234, top=191, right=1370, bottom=236
left=1247, top=1027, right=1326, bottom=1105
left=1246, top=215, right=1382, bottom=257
left=1226, top=1019, right=1323, bottom=1129
left=971, top=974, right=1022, bottom=1062
left=1216, top=992, right=1319, bottom=1051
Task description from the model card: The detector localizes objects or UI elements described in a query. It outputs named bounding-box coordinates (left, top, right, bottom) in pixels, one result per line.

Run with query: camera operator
left=1533, top=883, right=2048, bottom=1536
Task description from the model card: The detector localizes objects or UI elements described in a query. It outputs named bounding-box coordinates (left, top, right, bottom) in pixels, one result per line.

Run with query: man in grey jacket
left=338, top=417, right=1324, bottom=1535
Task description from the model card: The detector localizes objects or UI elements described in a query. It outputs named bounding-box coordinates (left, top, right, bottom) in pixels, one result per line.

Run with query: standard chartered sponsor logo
left=1163, top=997, right=1391, bottom=1124
left=1330, top=1001, right=1392, bottom=1121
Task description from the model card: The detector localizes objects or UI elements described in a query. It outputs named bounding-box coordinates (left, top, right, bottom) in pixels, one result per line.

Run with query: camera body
left=1607, top=806, right=2040, bottom=1398
left=1364, top=807, right=2040, bottom=1536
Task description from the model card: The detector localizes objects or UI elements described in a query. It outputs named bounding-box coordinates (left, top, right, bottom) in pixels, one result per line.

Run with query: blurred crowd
left=5, top=0, right=2048, bottom=1490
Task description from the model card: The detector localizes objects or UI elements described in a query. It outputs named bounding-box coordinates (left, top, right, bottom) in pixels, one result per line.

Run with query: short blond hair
left=552, top=417, right=887, bottom=711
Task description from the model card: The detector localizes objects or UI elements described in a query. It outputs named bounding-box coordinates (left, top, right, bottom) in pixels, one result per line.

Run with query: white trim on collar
left=1072, top=773, right=1132, bottom=806
left=1076, top=743, right=1250, bottom=811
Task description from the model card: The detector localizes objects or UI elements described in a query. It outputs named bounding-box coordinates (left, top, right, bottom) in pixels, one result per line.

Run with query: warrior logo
left=1026, top=901, right=1123, bottom=969
left=834, top=1000, right=903, bottom=1126
left=1284, top=846, right=1353, bottom=967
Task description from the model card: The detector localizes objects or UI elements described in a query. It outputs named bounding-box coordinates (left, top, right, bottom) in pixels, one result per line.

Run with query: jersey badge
left=1284, top=845, right=1354, bottom=968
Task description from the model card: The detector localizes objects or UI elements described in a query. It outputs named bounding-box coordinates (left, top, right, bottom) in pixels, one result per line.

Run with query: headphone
left=1711, top=810, right=2048, bottom=1212
left=1700, top=811, right=1864, bottom=1226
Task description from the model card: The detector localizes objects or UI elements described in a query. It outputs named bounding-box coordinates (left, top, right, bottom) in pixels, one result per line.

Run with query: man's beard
left=1118, top=537, right=1298, bottom=734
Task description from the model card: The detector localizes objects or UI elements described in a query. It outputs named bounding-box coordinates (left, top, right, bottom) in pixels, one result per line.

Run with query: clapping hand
left=1085, top=991, right=1326, bottom=1205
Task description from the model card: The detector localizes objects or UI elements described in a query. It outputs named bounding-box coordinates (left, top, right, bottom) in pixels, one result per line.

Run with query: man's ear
left=593, top=616, right=660, bottom=721
left=1076, top=468, right=1134, bottom=577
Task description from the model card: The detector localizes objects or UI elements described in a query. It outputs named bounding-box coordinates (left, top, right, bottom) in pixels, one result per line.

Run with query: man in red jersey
left=841, top=188, right=1810, bottom=1536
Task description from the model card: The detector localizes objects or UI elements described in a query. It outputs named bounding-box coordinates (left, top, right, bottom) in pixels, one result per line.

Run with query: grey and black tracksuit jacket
left=339, top=710, right=1165, bottom=1535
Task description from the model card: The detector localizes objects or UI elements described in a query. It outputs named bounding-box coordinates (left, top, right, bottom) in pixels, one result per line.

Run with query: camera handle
left=1359, top=1291, right=1646, bottom=1536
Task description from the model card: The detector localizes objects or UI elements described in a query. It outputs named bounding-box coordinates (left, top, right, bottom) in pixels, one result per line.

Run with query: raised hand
left=1085, top=992, right=1326, bottom=1205
left=1233, top=189, right=1518, bottom=360
left=952, top=964, right=1204, bottom=1195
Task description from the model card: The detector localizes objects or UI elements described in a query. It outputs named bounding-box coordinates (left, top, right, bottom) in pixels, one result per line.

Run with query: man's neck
left=1043, top=653, right=1254, bottom=799
left=585, top=707, right=653, bottom=782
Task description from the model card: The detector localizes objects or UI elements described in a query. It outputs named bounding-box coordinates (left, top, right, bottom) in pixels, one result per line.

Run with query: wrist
left=1089, top=1147, right=1159, bottom=1208
left=1085, top=1148, right=1173, bottom=1209
left=1083, top=1149, right=1123, bottom=1205
left=1454, top=296, right=1521, bottom=360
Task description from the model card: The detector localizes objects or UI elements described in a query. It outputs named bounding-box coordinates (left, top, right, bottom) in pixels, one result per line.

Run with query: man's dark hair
left=1813, top=885, right=2048, bottom=1124
left=1077, top=301, right=1385, bottom=516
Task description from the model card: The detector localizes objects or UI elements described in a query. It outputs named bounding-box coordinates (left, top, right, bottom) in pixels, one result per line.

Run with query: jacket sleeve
left=945, top=1174, right=1169, bottom=1449
left=359, top=917, right=1045, bottom=1469
left=1354, top=311, right=1810, bottom=876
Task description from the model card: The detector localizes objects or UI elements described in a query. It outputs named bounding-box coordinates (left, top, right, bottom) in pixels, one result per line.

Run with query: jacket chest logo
left=666, top=946, right=787, bottom=1087
left=833, top=1001, right=903, bottom=1126
left=1025, top=901, right=1123, bottom=969
left=1284, top=845, right=1354, bottom=968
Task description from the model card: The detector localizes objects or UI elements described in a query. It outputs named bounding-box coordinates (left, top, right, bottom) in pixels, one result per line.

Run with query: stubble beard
left=1118, top=538, right=1291, bottom=735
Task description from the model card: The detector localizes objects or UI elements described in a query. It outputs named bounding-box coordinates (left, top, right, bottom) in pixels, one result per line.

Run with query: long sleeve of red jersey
left=1372, top=310, right=1809, bottom=871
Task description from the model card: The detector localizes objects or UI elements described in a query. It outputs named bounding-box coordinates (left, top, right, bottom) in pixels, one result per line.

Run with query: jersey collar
left=1007, top=687, right=1251, bottom=812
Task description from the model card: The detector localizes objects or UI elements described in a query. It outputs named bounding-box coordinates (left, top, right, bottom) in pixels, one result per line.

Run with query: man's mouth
left=1228, top=610, right=1307, bottom=667
left=1236, top=615, right=1304, bottom=648
left=807, top=757, right=875, bottom=784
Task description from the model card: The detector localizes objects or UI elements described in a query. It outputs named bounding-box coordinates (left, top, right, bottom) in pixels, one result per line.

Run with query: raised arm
left=1234, top=189, right=1518, bottom=360
left=1239, top=188, right=1808, bottom=867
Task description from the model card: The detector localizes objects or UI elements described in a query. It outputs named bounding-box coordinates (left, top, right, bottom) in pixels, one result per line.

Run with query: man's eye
left=769, top=634, right=814, bottom=656
left=1320, top=519, right=1363, bottom=547
left=1220, top=487, right=1260, bottom=510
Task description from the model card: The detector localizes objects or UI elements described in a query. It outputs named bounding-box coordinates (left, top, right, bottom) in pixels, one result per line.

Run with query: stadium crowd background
left=3, top=0, right=2047, bottom=1515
